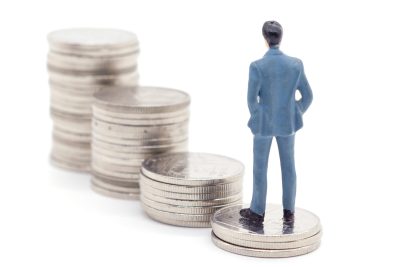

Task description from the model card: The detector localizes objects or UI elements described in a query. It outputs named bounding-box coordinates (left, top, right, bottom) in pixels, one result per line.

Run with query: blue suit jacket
left=247, top=48, right=313, bottom=136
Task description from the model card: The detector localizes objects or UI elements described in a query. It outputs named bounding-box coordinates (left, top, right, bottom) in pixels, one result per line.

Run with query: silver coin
left=51, top=142, right=91, bottom=159
left=50, top=99, right=92, bottom=113
left=52, top=126, right=91, bottom=140
left=211, top=232, right=321, bottom=258
left=51, top=111, right=91, bottom=124
left=92, top=118, right=189, bottom=138
left=53, top=125, right=90, bottom=137
left=50, top=154, right=90, bottom=172
left=48, top=28, right=139, bottom=56
left=48, top=64, right=137, bottom=77
left=52, top=136, right=90, bottom=148
left=92, top=172, right=140, bottom=185
left=92, top=152, right=144, bottom=167
left=139, top=182, right=242, bottom=200
left=91, top=182, right=139, bottom=200
left=92, top=173, right=140, bottom=188
left=92, top=158, right=142, bottom=173
left=91, top=169, right=140, bottom=183
left=93, top=105, right=190, bottom=120
left=50, top=106, right=91, bottom=119
left=51, top=88, right=94, bottom=103
left=52, top=148, right=91, bottom=161
left=52, top=157, right=91, bottom=168
left=91, top=145, right=188, bottom=162
left=142, top=191, right=242, bottom=207
left=92, top=153, right=143, bottom=168
left=141, top=152, right=244, bottom=186
left=93, top=117, right=189, bottom=132
left=140, top=172, right=242, bottom=194
left=214, top=230, right=322, bottom=250
left=91, top=162, right=141, bottom=179
left=49, top=80, right=126, bottom=95
left=92, top=111, right=189, bottom=126
left=51, top=148, right=91, bottom=161
left=53, top=129, right=91, bottom=143
left=48, top=51, right=139, bottom=72
left=52, top=119, right=91, bottom=135
left=51, top=93, right=92, bottom=105
left=52, top=143, right=91, bottom=156
left=51, top=154, right=91, bottom=168
left=50, top=97, right=94, bottom=113
left=93, top=86, right=190, bottom=113
left=92, top=126, right=189, bottom=141
left=50, top=93, right=93, bottom=109
left=50, top=101, right=92, bottom=114
left=53, top=134, right=90, bottom=148
left=50, top=107, right=92, bottom=120
left=49, top=79, right=136, bottom=99
left=143, top=207, right=211, bottom=228
left=92, top=131, right=188, bottom=147
left=141, top=196, right=241, bottom=215
left=50, top=44, right=139, bottom=58
left=141, top=203, right=212, bottom=222
left=92, top=138, right=189, bottom=152
left=51, top=146, right=90, bottom=160
left=91, top=176, right=139, bottom=193
left=92, top=143, right=188, bottom=159
left=91, top=144, right=156, bottom=160
left=50, top=98, right=93, bottom=112
left=211, top=204, right=322, bottom=243
left=48, top=69, right=139, bottom=86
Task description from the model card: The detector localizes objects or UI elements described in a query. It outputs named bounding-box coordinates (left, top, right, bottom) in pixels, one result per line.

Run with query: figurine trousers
left=250, top=134, right=297, bottom=215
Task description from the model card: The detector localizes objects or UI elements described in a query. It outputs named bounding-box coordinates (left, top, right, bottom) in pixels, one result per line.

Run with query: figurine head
left=262, top=21, right=282, bottom=48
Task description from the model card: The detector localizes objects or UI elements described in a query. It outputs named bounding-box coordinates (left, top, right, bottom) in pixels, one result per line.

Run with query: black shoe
left=239, top=218, right=265, bottom=234
left=239, top=208, right=264, bottom=223
left=283, top=209, right=295, bottom=223
left=282, top=220, right=294, bottom=234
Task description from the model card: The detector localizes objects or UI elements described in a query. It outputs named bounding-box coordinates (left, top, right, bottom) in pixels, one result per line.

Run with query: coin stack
left=47, top=28, right=140, bottom=172
left=140, top=152, right=244, bottom=227
left=91, top=86, right=190, bottom=199
left=211, top=204, right=322, bottom=257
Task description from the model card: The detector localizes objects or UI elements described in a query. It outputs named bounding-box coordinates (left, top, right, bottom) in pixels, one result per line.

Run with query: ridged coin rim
left=211, top=232, right=320, bottom=258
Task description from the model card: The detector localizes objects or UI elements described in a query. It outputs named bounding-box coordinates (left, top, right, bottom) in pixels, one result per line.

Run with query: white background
left=0, top=0, right=399, bottom=266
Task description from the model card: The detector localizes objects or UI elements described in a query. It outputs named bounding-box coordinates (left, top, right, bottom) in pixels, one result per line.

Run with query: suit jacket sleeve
left=297, top=61, right=313, bottom=113
left=247, top=62, right=261, bottom=114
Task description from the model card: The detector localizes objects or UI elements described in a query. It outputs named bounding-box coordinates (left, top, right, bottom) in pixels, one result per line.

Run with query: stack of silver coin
left=211, top=204, right=322, bottom=257
left=140, top=152, right=244, bottom=227
left=91, top=86, right=190, bottom=199
left=47, top=28, right=140, bottom=172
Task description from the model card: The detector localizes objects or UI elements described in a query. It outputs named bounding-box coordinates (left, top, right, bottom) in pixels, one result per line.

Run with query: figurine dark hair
left=262, top=21, right=283, bottom=47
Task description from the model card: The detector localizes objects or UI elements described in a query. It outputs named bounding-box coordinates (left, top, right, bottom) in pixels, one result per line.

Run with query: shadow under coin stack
left=211, top=204, right=322, bottom=257
left=91, top=86, right=190, bottom=199
left=47, top=28, right=140, bottom=172
left=140, top=152, right=244, bottom=227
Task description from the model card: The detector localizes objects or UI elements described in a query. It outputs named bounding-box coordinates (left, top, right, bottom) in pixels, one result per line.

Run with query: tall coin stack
left=47, top=28, right=140, bottom=172
left=211, top=204, right=322, bottom=257
left=91, top=86, right=190, bottom=199
left=140, top=152, right=244, bottom=227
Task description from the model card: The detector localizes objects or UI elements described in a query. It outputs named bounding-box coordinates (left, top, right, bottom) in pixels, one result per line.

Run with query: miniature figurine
left=240, top=21, right=313, bottom=224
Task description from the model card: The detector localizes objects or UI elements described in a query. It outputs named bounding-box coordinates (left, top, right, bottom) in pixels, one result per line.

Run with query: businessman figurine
left=240, top=21, right=313, bottom=225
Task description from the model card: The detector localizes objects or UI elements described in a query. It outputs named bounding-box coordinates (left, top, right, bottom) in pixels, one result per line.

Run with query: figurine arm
left=297, top=61, right=313, bottom=113
left=247, top=63, right=261, bottom=114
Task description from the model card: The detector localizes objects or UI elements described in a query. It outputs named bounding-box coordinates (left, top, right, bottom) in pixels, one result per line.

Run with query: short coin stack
left=91, top=86, right=190, bottom=199
left=140, top=152, right=244, bottom=227
left=48, top=28, right=140, bottom=172
left=211, top=204, right=322, bottom=257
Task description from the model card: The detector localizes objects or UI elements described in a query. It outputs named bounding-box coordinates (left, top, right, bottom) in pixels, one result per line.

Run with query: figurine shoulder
left=250, top=60, right=262, bottom=68
left=249, top=60, right=262, bottom=73
left=285, top=56, right=303, bottom=68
